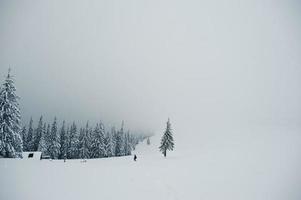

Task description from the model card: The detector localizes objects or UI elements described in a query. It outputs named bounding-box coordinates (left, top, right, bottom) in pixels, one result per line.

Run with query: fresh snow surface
left=0, top=129, right=300, bottom=200
left=22, top=152, right=42, bottom=160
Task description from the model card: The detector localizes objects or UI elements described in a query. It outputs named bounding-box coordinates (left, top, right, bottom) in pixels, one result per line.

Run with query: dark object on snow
left=134, top=154, right=137, bottom=161
left=41, top=155, right=51, bottom=160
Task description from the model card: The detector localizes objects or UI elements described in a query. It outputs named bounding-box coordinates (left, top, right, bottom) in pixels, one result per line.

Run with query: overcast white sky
left=0, top=0, right=300, bottom=134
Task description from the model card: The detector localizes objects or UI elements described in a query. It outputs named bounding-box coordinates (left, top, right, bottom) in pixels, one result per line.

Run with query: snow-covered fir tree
left=114, top=122, right=125, bottom=156
left=13, top=130, right=23, bottom=156
left=90, top=122, right=106, bottom=158
left=33, top=116, right=43, bottom=151
left=104, top=131, right=112, bottom=157
left=130, top=134, right=138, bottom=150
left=78, top=127, right=84, bottom=156
left=25, top=117, right=34, bottom=151
left=79, top=123, right=90, bottom=161
left=44, top=124, right=51, bottom=155
left=67, top=122, right=78, bottom=159
left=49, top=117, right=60, bottom=159
left=99, top=123, right=106, bottom=157
left=110, top=127, right=117, bottom=156
left=0, top=69, right=22, bottom=158
left=65, top=126, right=70, bottom=159
left=21, top=126, right=27, bottom=149
left=147, top=137, right=150, bottom=145
left=123, top=131, right=132, bottom=156
left=37, top=123, right=47, bottom=153
left=87, top=124, right=94, bottom=158
left=59, top=121, right=68, bottom=159
left=159, top=118, right=174, bottom=157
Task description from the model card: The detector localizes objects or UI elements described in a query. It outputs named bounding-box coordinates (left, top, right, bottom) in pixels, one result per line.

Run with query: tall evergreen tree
left=33, top=116, right=43, bottom=151
left=129, top=134, right=138, bottom=150
left=0, top=69, right=22, bottom=157
left=159, top=118, right=174, bottom=157
left=104, top=131, right=113, bottom=157
left=90, top=122, right=105, bottom=158
left=59, top=121, right=68, bottom=159
left=38, top=123, right=47, bottom=154
left=21, top=126, right=27, bottom=149
left=110, top=127, right=117, bottom=156
left=114, top=123, right=124, bottom=157
left=86, top=124, right=93, bottom=158
left=44, top=124, right=51, bottom=155
left=13, top=130, right=23, bottom=156
left=67, top=122, right=78, bottom=159
left=78, top=127, right=84, bottom=155
left=65, top=126, right=70, bottom=159
left=25, top=117, right=34, bottom=151
left=123, top=131, right=132, bottom=156
left=49, top=117, right=60, bottom=159
left=79, top=123, right=90, bottom=161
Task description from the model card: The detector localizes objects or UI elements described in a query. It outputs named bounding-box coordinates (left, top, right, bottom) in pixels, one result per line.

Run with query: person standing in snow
left=134, top=154, right=137, bottom=161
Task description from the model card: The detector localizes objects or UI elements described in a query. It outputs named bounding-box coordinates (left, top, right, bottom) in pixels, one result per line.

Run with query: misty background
left=0, top=0, right=300, bottom=139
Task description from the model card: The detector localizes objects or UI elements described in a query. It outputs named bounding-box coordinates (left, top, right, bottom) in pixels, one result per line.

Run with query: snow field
left=1, top=129, right=300, bottom=200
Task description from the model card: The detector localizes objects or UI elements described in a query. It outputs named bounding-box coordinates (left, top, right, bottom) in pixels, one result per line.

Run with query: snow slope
left=0, top=129, right=300, bottom=200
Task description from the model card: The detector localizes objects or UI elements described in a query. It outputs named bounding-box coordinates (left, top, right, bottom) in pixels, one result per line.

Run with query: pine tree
left=65, top=126, right=70, bottom=160
left=79, top=122, right=90, bottom=160
left=13, top=131, right=23, bottom=156
left=129, top=134, right=137, bottom=150
left=90, top=122, right=105, bottom=158
left=49, top=117, right=60, bottom=159
left=78, top=127, right=84, bottom=154
left=25, top=117, right=34, bottom=151
left=147, top=137, right=150, bottom=145
left=38, top=123, right=47, bottom=154
left=114, top=122, right=125, bottom=156
left=159, top=118, right=174, bottom=157
left=110, top=127, right=117, bottom=156
left=0, top=69, right=22, bottom=158
left=44, top=124, right=51, bottom=156
left=123, top=131, right=132, bottom=156
left=21, top=126, right=27, bottom=149
left=86, top=124, right=93, bottom=158
left=67, top=122, right=78, bottom=159
left=103, top=131, right=111, bottom=157
left=59, top=121, right=67, bottom=159
left=33, top=116, right=43, bottom=151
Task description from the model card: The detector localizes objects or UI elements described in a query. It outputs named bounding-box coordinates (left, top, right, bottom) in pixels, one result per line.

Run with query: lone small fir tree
left=159, top=118, right=174, bottom=157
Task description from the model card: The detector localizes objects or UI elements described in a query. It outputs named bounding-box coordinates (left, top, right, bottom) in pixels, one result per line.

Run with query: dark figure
left=134, top=154, right=137, bottom=161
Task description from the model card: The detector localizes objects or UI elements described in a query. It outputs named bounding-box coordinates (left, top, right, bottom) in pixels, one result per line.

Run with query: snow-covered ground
left=1, top=128, right=300, bottom=200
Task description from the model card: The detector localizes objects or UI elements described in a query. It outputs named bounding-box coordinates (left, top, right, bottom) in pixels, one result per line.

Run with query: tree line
left=0, top=69, right=145, bottom=159
left=22, top=117, right=143, bottom=160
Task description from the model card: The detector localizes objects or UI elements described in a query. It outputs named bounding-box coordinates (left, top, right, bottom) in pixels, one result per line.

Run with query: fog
left=0, top=0, right=301, bottom=135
